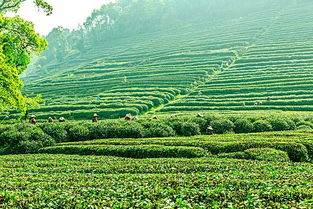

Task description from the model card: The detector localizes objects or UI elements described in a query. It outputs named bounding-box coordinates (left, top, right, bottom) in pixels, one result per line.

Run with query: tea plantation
left=162, top=1, right=313, bottom=112
left=2, top=0, right=313, bottom=207
left=15, top=0, right=313, bottom=119
left=1, top=150, right=312, bottom=208
left=1, top=113, right=313, bottom=207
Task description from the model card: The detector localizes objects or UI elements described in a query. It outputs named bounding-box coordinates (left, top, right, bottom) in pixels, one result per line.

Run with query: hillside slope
left=162, top=0, right=313, bottom=112
left=22, top=0, right=313, bottom=119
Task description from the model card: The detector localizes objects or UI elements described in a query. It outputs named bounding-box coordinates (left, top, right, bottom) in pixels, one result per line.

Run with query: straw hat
left=93, top=113, right=99, bottom=117
left=30, top=115, right=36, bottom=118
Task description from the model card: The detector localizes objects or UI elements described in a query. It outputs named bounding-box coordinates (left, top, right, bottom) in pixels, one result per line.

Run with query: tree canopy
left=0, top=0, right=53, bottom=15
left=0, top=1, right=51, bottom=113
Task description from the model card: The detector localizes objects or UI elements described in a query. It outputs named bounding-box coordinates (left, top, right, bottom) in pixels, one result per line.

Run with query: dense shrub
left=218, top=148, right=290, bottom=162
left=285, top=118, right=296, bottom=130
left=41, top=145, right=208, bottom=158
left=204, top=114, right=220, bottom=125
left=165, top=118, right=182, bottom=132
left=67, top=124, right=90, bottom=141
left=180, top=122, right=201, bottom=136
left=88, top=121, right=120, bottom=139
left=40, top=123, right=68, bottom=142
left=270, top=118, right=293, bottom=131
left=167, top=119, right=201, bottom=136
left=0, top=125, right=11, bottom=134
left=296, top=125, right=312, bottom=130
left=217, top=151, right=249, bottom=160
left=228, top=116, right=243, bottom=123
left=115, top=122, right=144, bottom=138
left=211, top=119, right=234, bottom=134
left=0, top=126, right=54, bottom=154
left=141, top=120, right=175, bottom=137
left=87, top=121, right=144, bottom=139
left=234, top=119, right=253, bottom=133
left=296, top=121, right=313, bottom=129
left=189, top=117, right=209, bottom=133
left=203, top=141, right=308, bottom=162
left=245, top=148, right=290, bottom=162
left=253, top=120, right=273, bottom=132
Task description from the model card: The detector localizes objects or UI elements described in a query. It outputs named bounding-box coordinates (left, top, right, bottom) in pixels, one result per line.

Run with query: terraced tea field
left=1, top=130, right=313, bottom=208
left=41, top=131, right=313, bottom=162
left=20, top=0, right=298, bottom=119
left=162, top=1, right=313, bottom=113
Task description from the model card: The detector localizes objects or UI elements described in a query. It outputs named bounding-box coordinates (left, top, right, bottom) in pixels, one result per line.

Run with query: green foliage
left=218, top=148, right=290, bottom=162
left=253, top=120, right=273, bottom=132
left=58, top=130, right=313, bottom=162
left=1, top=154, right=312, bottom=208
left=179, top=122, right=201, bottom=136
left=205, top=141, right=308, bottom=162
left=114, top=122, right=144, bottom=138
left=0, top=0, right=52, bottom=14
left=0, top=14, right=47, bottom=112
left=234, top=119, right=254, bottom=133
left=297, top=121, right=313, bottom=129
left=166, top=119, right=201, bottom=136
left=218, top=151, right=250, bottom=160
left=0, top=123, right=54, bottom=154
left=67, top=124, right=90, bottom=141
left=188, top=117, right=209, bottom=133
left=244, top=148, right=290, bottom=162
left=39, top=123, right=68, bottom=143
left=40, top=145, right=208, bottom=158
left=211, top=119, right=234, bottom=134
left=297, top=125, right=313, bottom=130
left=144, top=124, right=176, bottom=138
left=270, top=117, right=294, bottom=131
left=141, top=120, right=176, bottom=137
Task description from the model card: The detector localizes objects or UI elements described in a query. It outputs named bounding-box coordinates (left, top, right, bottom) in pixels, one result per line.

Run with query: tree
left=0, top=0, right=53, bottom=15
left=42, top=27, right=72, bottom=62
left=0, top=1, right=51, bottom=113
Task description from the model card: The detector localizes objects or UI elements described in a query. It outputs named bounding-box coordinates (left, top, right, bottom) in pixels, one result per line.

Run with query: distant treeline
left=35, top=0, right=271, bottom=67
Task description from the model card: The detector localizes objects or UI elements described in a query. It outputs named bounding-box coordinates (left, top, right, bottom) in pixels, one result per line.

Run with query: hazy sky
left=12, top=0, right=116, bottom=35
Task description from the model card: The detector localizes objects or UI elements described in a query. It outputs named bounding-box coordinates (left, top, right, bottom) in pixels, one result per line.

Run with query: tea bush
left=234, top=119, right=254, bottom=133
left=41, top=145, right=208, bottom=158
left=297, top=125, right=312, bottom=130
left=114, top=122, right=144, bottom=138
left=245, top=148, right=290, bottom=162
left=203, top=141, right=308, bottom=162
left=297, top=121, right=313, bottom=129
left=0, top=126, right=54, bottom=154
left=211, top=119, right=234, bottom=134
left=167, top=119, right=201, bottom=136
left=188, top=117, right=209, bottom=133
left=180, top=122, right=201, bottom=136
left=67, top=124, right=90, bottom=141
left=1, top=154, right=312, bottom=208
left=253, top=120, right=273, bottom=132
left=140, top=120, right=176, bottom=137
left=218, top=148, right=290, bottom=162
left=40, top=123, right=68, bottom=143
left=270, top=117, right=293, bottom=131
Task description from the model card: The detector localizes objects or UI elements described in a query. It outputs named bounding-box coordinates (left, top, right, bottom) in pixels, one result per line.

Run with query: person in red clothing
left=124, top=114, right=131, bottom=121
